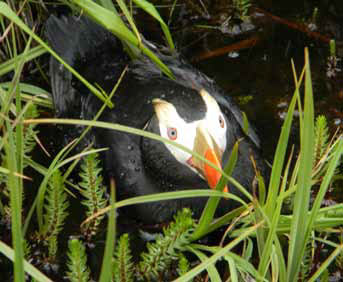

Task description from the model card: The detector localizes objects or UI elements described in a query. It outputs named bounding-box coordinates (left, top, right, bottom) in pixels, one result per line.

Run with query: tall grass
left=0, top=1, right=343, bottom=282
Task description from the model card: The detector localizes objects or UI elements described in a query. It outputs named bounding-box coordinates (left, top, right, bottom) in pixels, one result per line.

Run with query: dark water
left=185, top=15, right=342, bottom=159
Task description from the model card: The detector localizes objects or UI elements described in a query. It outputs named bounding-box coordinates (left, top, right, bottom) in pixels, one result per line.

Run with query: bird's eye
left=219, top=115, right=225, bottom=128
left=167, top=127, right=178, bottom=140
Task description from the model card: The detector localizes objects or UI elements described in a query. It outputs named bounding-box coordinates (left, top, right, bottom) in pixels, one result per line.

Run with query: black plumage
left=45, top=15, right=267, bottom=223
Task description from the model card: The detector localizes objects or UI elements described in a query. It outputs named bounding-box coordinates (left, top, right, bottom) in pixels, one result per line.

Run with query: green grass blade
left=191, top=140, right=240, bottom=241
left=308, top=244, right=343, bottom=282
left=70, top=0, right=174, bottom=78
left=174, top=223, right=262, bottom=282
left=0, top=45, right=46, bottom=77
left=0, top=2, right=112, bottom=108
left=186, top=246, right=221, bottom=281
left=258, top=148, right=294, bottom=279
left=306, top=138, right=343, bottom=231
left=132, top=0, right=175, bottom=50
left=270, top=245, right=279, bottom=282
left=1, top=82, right=52, bottom=108
left=116, top=190, right=242, bottom=208
left=96, top=0, right=117, bottom=11
left=83, top=189, right=242, bottom=225
left=1, top=82, right=51, bottom=97
left=0, top=241, right=53, bottom=282
left=226, top=256, right=239, bottom=282
left=5, top=120, right=24, bottom=282
left=264, top=63, right=305, bottom=218
left=287, top=48, right=315, bottom=282
left=24, top=118, right=250, bottom=196
left=205, top=206, right=248, bottom=235
left=2, top=34, right=34, bottom=282
left=99, top=178, right=116, bottom=282
left=116, top=0, right=142, bottom=46
left=225, top=251, right=266, bottom=281
left=264, top=91, right=297, bottom=217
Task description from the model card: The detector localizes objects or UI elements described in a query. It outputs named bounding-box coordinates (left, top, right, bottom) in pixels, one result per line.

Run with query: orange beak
left=190, top=124, right=228, bottom=193
left=204, top=149, right=228, bottom=193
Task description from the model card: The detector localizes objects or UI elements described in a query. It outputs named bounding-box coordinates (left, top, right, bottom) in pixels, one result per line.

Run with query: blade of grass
left=82, top=189, right=242, bottom=226
left=0, top=2, right=112, bottom=108
left=0, top=241, right=53, bottom=282
left=132, top=0, right=175, bottom=50
left=287, top=48, right=315, bottom=282
left=308, top=243, right=343, bottom=282
left=70, top=0, right=174, bottom=79
left=186, top=246, right=221, bottom=281
left=24, top=118, right=252, bottom=200
left=306, top=138, right=343, bottom=230
left=116, top=0, right=142, bottom=46
left=61, top=66, right=128, bottom=179
left=191, top=140, right=240, bottom=241
left=2, top=31, right=34, bottom=282
left=226, top=256, right=239, bottom=282
left=0, top=85, right=52, bottom=110
left=98, top=178, right=116, bottom=282
left=174, top=222, right=262, bottom=282
left=264, top=66, right=305, bottom=217
left=191, top=244, right=265, bottom=281
left=270, top=245, right=279, bottom=282
left=0, top=45, right=46, bottom=77
left=96, top=0, right=117, bottom=12
left=5, top=119, right=24, bottom=282
left=205, top=205, right=248, bottom=235
left=257, top=148, right=294, bottom=279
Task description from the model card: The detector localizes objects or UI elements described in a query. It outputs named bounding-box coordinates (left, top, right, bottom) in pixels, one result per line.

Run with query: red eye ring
left=167, top=127, right=178, bottom=140
left=219, top=115, right=225, bottom=128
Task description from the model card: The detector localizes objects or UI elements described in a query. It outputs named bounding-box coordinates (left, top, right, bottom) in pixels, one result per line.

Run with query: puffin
left=45, top=15, right=267, bottom=223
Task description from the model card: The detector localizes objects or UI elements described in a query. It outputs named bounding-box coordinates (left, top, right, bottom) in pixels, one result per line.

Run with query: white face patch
left=153, top=99, right=196, bottom=165
left=199, top=89, right=227, bottom=152
left=152, top=92, right=227, bottom=170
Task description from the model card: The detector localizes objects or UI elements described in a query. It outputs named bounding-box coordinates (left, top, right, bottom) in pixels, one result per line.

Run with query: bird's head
left=142, top=88, right=228, bottom=192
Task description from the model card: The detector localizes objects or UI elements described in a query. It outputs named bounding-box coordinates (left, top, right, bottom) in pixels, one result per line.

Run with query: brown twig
left=253, top=7, right=332, bottom=44
left=193, top=35, right=261, bottom=62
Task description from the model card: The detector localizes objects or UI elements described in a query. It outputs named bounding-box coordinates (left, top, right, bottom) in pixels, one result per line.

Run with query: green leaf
left=132, top=0, right=175, bottom=50
left=99, top=178, right=116, bottom=282
left=70, top=0, right=174, bottom=79
left=0, top=46, right=46, bottom=77
left=0, top=2, right=112, bottom=108
left=287, top=48, right=315, bottom=282
left=186, top=246, right=221, bottom=281
left=191, top=140, right=243, bottom=241
left=0, top=241, right=53, bottom=282
left=174, top=223, right=261, bottom=282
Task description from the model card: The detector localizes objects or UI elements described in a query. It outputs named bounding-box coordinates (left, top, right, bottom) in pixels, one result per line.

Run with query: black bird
left=45, top=15, right=267, bottom=223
